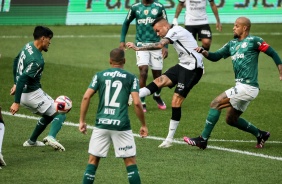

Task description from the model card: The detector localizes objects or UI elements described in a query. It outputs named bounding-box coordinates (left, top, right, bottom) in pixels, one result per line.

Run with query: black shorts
left=164, top=64, right=203, bottom=98
left=185, top=24, right=212, bottom=41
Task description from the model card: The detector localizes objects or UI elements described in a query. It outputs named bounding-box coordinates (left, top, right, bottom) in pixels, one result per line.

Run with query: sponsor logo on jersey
left=151, top=8, right=158, bottom=15
left=118, top=145, right=133, bottom=151
left=91, top=75, right=98, bottom=87
left=103, top=71, right=127, bottom=78
left=231, top=53, right=245, bottom=60
left=144, top=10, right=148, bottom=15
left=137, top=17, right=155, bottom=25
left=98, top=118, right=121, bottom=126
left=133, top=78, right=138, bottom=89
left=241, top=42, right=248, bottom=48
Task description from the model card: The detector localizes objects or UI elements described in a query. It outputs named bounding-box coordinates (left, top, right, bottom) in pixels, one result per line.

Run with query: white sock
left=166, top=119, right=179, bottom=141
left=0, top=123, right=5, bottom=153
left=139, top=87, right=151, bottom=98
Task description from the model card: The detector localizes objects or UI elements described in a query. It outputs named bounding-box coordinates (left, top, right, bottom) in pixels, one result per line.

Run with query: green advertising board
left=0, top=0, right=281, bottom=25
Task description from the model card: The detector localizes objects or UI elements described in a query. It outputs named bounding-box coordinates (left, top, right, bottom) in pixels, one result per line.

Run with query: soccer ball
left=54, top=95, right=72, bottom=113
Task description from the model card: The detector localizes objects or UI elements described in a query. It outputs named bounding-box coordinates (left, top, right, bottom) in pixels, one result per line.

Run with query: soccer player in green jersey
left=184, top=17, right=282, bottom=149
left=120, top=0, right=168, bottom=112
left=79, top=48, right=148, bottom=184
left=10, top=26, right=68, bottom=151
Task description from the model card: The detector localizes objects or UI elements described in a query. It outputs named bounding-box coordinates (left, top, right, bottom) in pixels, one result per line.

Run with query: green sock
left=232, top=117, right=259, bottom=137
left=30, top=116, right=53, bottom=142
left=140, top=97, right=145, bottom=104
left=82, top=164, right=97, bottom=184
left=127, top=164, right=141, bottom=184
left=48, top=113, right=66, bottom=138
left=201, top=108, right=221, bottom=139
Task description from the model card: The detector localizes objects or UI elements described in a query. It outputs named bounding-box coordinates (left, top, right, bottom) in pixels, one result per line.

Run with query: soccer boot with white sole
left=158, top=140, right=173, bottom=148
left=23, top=140, right=45, bottom=147
left=43, top=136, right=65, bottom=151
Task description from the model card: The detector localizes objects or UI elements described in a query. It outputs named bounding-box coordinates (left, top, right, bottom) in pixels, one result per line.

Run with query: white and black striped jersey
left=165, top=25, right=204, bottom=70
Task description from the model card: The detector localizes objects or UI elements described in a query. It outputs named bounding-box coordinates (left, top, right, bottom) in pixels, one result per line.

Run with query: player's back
left=16, top=41, right=44, bottom=93
left=94, top=68, right=139, bottom=131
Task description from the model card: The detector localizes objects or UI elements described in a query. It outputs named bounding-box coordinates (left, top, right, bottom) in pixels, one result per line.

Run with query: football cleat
left=153, top=95, right=166, bottom=110
left=43, top=136, right=65, bottom=151
left=256, top=130, right=270, bottom=148
left=183, top=136, right=207, bottom=150
left=0, top=153, right=6, bottom=166
left=23, top=140, right=45, bottom=147
left=142, top=104, right=147, bottom=113
left=158, top=140, right=173, bottom=148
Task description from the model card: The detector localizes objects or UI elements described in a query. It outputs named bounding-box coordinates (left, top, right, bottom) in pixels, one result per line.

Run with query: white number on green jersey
left=104, top=80, right=122, bottom=107
left=17, top=51, right=26, bottom=75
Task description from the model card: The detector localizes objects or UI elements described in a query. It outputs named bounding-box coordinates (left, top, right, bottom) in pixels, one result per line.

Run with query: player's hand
left=10, top=103, right=20, bottom=115
left=216, top=22, right=222, bottom=32
left=10, top=84, right=16, bottom=95
left=195, top=47, right=205, bottom=53
left=139, top=125, right=148, bottom=138
left=126, top=42, right=139, bottom=51
left=79, top=122, right=87, bottom=134
left=119, top=42, right=126, bottom=50
left=162, top=47, right=168, bottom=59
left=172, top=18, right=178, bottom=26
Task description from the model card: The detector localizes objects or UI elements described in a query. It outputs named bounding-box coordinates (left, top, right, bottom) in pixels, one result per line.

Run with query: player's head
left=110, top=48, right=125, bottom=66
left=33, top=26, right=53, bottom=52
left=152, top=17, right=170, bottom=38
left=233, top=17, right=251, bottom=39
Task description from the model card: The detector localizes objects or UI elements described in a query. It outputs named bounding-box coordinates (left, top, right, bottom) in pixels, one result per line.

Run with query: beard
left=233, top=34, right=239, bottom=39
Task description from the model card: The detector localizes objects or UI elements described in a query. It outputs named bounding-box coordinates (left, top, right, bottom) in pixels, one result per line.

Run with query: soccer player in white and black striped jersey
left=126, top=17, right=204, bottom=148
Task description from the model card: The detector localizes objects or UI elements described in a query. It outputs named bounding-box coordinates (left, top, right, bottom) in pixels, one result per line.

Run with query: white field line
left=2, top=111, right=282, bottom=161
left=1, top=32, right=282, bottom=39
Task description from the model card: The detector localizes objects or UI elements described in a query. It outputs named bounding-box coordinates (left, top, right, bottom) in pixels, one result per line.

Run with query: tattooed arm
left=126, top=38, right=170, bottom=51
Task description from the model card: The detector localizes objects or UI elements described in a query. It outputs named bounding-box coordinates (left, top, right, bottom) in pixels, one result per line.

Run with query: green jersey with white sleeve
left=88, top=68, right=139, bottom=131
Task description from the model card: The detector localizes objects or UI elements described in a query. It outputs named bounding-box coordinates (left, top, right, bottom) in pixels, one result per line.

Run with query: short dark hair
left=152, top=17, right=165, bottom=27
left=110, top=48, right=125, bottom=63
left=33, top=26, right=53, bottom=40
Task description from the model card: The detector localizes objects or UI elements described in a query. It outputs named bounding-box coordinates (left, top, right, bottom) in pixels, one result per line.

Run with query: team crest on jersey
left=241, top=42, right=248, bottom=48
left=151, top=9, right=158, bottom=15
left=144, top=10, right=149, bottom=15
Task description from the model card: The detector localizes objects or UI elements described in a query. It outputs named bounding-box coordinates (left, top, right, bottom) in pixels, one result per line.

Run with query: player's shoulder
left=131, top=2, right=141, bottom=8
left=153, top=1, right=165, bottom=8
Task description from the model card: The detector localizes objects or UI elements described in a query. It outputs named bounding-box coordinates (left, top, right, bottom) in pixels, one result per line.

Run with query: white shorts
left=88, top=127, right=136, bottom=158
left=136, top=49, right=163, bottom=70
left=225, top=82, right=259, bottom=112
left=20, top=88, right=56, bottom=116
